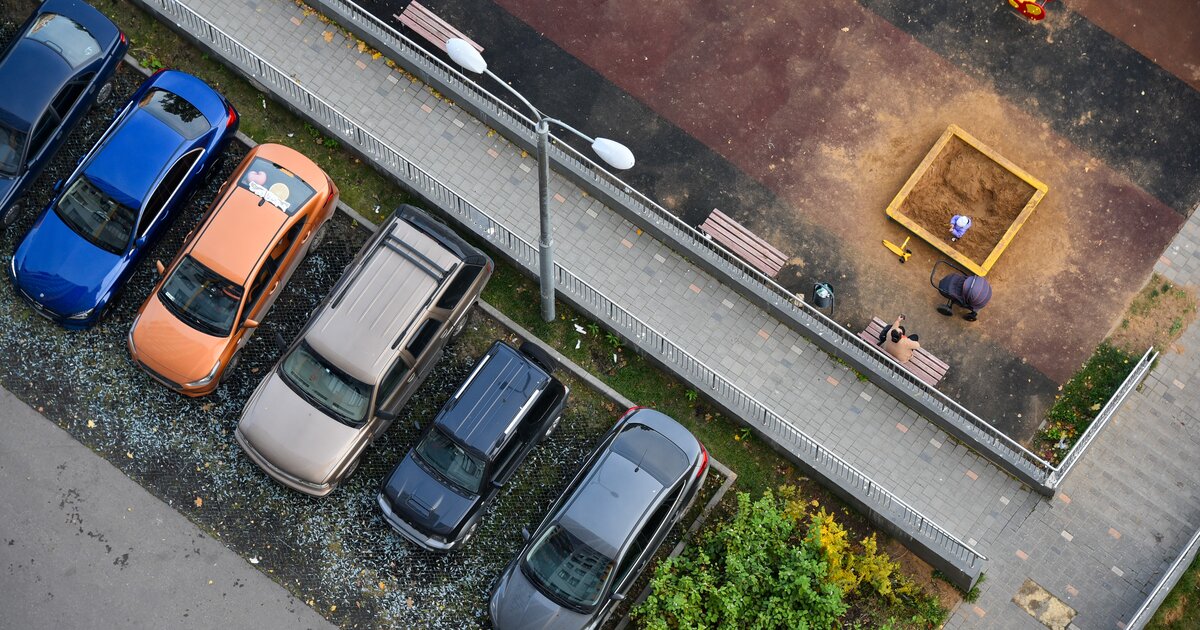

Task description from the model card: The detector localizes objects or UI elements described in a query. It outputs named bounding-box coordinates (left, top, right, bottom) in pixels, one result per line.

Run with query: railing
left=141, top=0, right=987, bottom=573
left=1047, top=347, right=1157, bottom=487
left=1126, top=524, right=1200, bottom=629
left=312, top=0, right=1068, bottom=489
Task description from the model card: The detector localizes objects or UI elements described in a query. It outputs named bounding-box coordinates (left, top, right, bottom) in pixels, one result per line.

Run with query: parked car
left=236, top=205, right=493, bottom=496
left=0, top=0, right=127, bottom=225
left=489, top=407, right=708, bottom=630
left=10, top=69, right=238, bottom=328
left=127, top=143, right=337, bottom=396
left=378, top=340, right=568, bottom=551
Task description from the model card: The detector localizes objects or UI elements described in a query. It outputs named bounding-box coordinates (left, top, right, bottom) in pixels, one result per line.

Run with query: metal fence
left=141, top=0, right=989, bottom=572
left=1126, top=524, right=1200, bottom=629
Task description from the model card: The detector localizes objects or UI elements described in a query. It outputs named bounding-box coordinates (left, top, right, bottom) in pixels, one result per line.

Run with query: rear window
left=139, top=89, right=210, bottom=140
left=237, top=157, right=316, bottom=215
left=610, top=424, right=688, bottom=485
left=27, top=13, right=101, bottom=69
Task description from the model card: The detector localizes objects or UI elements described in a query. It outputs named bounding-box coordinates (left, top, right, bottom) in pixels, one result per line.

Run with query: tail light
left=119, top=32, right=127, bottom=45
left=696, top=443, right=708, bottom=478
left=226, top=104, right=238, bottom=128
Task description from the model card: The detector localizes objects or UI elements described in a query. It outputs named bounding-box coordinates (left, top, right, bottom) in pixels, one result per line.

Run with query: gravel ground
left=0, top=21, right=718, bottom=628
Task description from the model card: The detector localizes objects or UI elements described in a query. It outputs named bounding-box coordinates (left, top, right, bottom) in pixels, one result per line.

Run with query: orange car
left=127, top=143, right=338, bottom=396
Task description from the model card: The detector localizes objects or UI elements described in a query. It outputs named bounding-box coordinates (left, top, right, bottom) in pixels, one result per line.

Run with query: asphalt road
left=0, top=386, right=334, bottom=630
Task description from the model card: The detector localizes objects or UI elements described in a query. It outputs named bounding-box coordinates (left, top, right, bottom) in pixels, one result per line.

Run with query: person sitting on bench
left=878, top=314, right=921, bottom=364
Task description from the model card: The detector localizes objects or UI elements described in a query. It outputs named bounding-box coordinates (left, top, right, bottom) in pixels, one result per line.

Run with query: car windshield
left=54, top=176, right=136, bottom=254
left=414, top=428, right=485, bottom=494
left=158, top=256, right=241, bottom=336
left=237, top=157, right=316, bottom=215
left=279, top=342, right=371, bottom=427
left=0, top=124, right=24, bottom=175
left=27, top=13, right=101, bottom=69
left=139, top=88, right=210, bottom=140
left=523, top=525, right=614, bottom=609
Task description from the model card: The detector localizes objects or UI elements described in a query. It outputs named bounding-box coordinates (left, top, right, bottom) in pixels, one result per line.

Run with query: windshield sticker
left=247, top=179, right=291, bottom=212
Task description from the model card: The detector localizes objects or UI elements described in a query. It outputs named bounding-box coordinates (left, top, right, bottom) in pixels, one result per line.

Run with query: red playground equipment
left=1009, top=0, right=1054, bottom=21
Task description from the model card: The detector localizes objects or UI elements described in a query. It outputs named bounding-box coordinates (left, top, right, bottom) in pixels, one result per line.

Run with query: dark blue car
left=0, top=0, right=127, bottom=224
left=10, top=69, right=239, bottom=328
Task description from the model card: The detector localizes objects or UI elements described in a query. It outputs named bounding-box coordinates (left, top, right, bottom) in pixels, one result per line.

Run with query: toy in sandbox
left=883, top=124, right=1048, bottom=278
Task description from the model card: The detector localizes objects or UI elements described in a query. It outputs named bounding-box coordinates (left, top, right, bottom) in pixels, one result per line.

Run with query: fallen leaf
left=200, top=402, right=213, bottom=412
left=250, top=557, right=259, bottom=564
left=86, top=419, right=96, bottom=428
left=126, top=452, right=133, bottom=459
left=406, top=597, right=414, bottom=608
left=1090, top=403, right=1101, bottom=411
left=379, top=581, right=386, bottom=591
left=322, top=31, right=333, bottom=43
left=329, top=605, right=336, bottom=612
left=194, top=497, right=203, bottom=508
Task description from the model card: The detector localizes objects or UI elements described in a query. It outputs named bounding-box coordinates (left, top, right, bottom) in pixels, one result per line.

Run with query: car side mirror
left=272, top=330, right=288, bottom=352
left=134, top=235, right=147, bottom=249
left=53, top=179, right=63, bottom=192
left=521, top=527, right=531, bottom=542
left=154, top=260, right=165, bottom=275
left=376, top=409, right=397, bottom=422
left=610, top=592, right=626, bottom=602
left=243, top=319, right=259, bottom=329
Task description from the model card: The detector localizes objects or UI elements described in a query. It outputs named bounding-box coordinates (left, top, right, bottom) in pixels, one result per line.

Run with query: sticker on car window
left=246, top=179, right=291, bottom=213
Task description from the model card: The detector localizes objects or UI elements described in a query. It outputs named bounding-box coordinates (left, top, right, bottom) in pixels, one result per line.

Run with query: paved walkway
left=0, top=387, right=334, bottom=630
left=137, top=0, right=1199, bottom=627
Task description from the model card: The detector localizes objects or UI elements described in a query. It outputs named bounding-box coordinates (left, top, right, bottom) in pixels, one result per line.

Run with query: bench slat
left=396, top=1, right=483, bottom=53
left=707, top=209, right=786, bottom=263
left=701, top=221, right=785, bottom=275
left=700, top=209, right=788, bottom=277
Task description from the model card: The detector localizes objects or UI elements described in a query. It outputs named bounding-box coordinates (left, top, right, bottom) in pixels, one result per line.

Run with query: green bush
left=1036, top=343, right=1135, bottom=463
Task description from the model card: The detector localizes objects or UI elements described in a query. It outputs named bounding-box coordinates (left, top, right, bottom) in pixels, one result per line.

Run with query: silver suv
left=235, top=205, right=493, bottom=496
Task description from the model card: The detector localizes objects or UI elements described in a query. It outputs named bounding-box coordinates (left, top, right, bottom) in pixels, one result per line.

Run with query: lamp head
left=591, top=138, right=635, bottom=170
left=446, top=38, right=487, bottom=74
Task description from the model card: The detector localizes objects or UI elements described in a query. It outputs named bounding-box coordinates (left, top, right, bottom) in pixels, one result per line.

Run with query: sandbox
left=885, top=125, right=1047, bottom=276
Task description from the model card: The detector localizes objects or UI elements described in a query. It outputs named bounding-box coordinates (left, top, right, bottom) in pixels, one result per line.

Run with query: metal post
left=536, top=119, right=555, bottom=322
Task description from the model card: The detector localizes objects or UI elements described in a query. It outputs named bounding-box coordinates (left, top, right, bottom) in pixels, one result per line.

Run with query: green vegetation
left=1035, top=343, right=1135, bottom=464
left=1148, top=551, right=1200, bottom=629
left=632, top=488, right=948, bottom=629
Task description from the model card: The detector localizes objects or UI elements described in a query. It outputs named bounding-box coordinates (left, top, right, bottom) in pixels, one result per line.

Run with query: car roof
left=556, top=420, right=691, bottom=558
left=84, top=109, right=186, bottom=210
left=150, top=70, right=230, bottom=127
left=305, top=213, right=465, bottom=384
left=434, top=342, right=551, bottom=458
left=0, top=41, right=71, bottom=127
left=190, top=144, right=328, bottom=285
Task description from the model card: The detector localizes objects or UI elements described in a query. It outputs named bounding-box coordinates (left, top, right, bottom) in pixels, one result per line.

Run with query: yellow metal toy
left=883, top=236, right=913, bottom=263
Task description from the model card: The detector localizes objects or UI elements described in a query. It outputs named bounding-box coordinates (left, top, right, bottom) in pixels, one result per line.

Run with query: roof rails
left=328, top=217, right=458, bottom=311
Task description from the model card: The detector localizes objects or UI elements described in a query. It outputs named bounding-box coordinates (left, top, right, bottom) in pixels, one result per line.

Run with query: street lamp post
left=446, top=38, right=635, bottom=322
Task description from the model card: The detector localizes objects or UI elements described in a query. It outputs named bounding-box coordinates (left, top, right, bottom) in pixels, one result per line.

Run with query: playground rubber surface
left=367, top=0, right=1197, bottom=441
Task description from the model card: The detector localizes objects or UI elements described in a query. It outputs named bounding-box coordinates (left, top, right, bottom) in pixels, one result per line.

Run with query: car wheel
left=308, top=222, right=329, bottom=252
left=461, top=521, right=479, bottom=544
left=449, top=304, right=473, bottom=339
left=1, top=204, right=20, bottom=228
left=543, top=414, right=561, bottom=439
left=220, top=352, right=240, bottom=384
left=519, top=340, right=557, bottom=374
left=97, top=81, right=112, bottom=104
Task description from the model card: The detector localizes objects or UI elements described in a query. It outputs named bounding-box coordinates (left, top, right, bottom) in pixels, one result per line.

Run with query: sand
left=896, top=137, right=1036, bottom=265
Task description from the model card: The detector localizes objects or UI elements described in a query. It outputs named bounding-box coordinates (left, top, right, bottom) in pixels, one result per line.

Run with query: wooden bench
left=699, top=209, right=788, bottom=278
left=858, top=317, right=950, bottom=387
left=395, top=1, right=483, bottom=54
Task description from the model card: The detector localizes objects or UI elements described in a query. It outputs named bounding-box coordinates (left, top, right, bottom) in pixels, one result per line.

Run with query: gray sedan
left=489, top=407, right=709, bottom=629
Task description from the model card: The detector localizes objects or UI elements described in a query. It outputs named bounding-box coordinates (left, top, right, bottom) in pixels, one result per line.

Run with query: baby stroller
left=930, top=259, right=992, bottom=321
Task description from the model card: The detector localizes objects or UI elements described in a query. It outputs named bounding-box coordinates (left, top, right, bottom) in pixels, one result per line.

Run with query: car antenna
left=633, top=445, right=650, bottom=474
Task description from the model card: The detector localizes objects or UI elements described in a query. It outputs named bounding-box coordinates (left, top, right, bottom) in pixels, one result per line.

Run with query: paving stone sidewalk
left=147, top=0, right=1199, bottom=626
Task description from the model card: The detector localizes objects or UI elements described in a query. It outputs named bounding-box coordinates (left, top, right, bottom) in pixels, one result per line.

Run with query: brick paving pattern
left=145, top=0, right=1200, bottom=626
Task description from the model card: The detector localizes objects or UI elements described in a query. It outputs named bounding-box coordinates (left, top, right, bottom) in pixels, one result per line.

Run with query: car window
left=0, top=124, right=26, bottom=175
left=279, top=341, right=371, bottom=427
left=158, top=255, right=242, bottom=336
left=139, top=89, right=211, bottom=140
left=405, top=318, right=441, bottom=358
left=378, top=358, right=410, bottom=400
left=53, top=176, right=136, bottom=254
left=140, top=150, right=201, bottom=237
left=51, top=79, right=87, bottom=119
left=242, top=220, right=302, bottom=319
left=414, top=427, right=485, bottom=494
left=27, top=13, right=101, bottom=69
left=27, top=111, right=59, bottom=158
left=436, top=265, right=481, bottom=310
left=614, top=484, right=681, bottom=586
left=610, top=424, right=688, bottom=485
left=237, top=157, right=316, bottom=215
left=523, top=525, right=614, bottom=609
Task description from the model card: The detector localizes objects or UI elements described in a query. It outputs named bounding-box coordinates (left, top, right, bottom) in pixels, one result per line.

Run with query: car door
left=404, top=316, right=449, bottom=385
left=607, top=484, right=684, bottom=606
left=373, top=357, right=414, bottom=437
left=136, top=149, right=203, bottom=253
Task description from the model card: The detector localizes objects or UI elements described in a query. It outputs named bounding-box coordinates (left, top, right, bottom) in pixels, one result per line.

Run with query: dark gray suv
left=377, top=340, right=569, bottom=551
left=488, top=407, right=709, bottom=629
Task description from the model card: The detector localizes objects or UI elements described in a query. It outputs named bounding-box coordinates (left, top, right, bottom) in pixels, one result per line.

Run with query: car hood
left=13, top=208, right=124, bottom=315
left=238, top=372, right=361, bottom=485
left=380, top=453, right=479, bottom=539
left=491, top=565, right=592, bottom=630
left=130, top=294, right=229, bottom=384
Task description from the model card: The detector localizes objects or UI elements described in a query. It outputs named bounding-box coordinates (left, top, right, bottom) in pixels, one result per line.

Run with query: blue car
left=0, top=0, right=127, bottom=224
left=10, top=69, right=239, bottom=328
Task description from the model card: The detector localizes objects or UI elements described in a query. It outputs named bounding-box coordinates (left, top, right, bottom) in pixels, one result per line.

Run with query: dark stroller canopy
left=939, top=273, right=993, bottom=311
